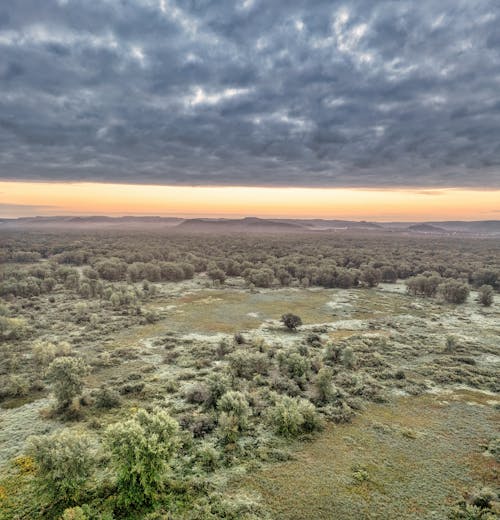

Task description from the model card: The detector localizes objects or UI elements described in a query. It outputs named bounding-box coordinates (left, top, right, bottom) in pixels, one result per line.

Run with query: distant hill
left=1, top=216, right=499, bottom=235
left=176, top=217, right=306, bottom=232
left=407, top=223, right=448, bottom=233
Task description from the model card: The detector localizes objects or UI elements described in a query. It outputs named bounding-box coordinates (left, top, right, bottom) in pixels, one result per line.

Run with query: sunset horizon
left=2, top=181, right=499, bottom=221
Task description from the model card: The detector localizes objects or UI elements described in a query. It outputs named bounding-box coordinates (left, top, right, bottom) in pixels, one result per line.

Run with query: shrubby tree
left=29, top=429, right=94, bottom=503
left=360, top=267, right=381, bottom=288
left=406, top=274, right=442, bottom=297
left=47, top=357, right=89, bottom=409
left=105, top=408, right=180, bottom=507
left=207, top=266, right=226, bottom=284
left=280, top=313, right=302, bottom=331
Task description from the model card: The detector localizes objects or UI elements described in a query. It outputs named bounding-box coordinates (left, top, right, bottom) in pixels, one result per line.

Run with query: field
left=0, top=231, right=498, bottom=519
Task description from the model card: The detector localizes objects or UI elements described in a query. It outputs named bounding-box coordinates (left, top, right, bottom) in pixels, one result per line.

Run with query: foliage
left=477, top=284, right=494, bottom=306
left=105, top=408, right=179, bottom=508
left=29, top=429, right=94, bottom=503
left=269, top=396, right=322, bottom=437
left=47, top=356, right=90, bottom=409
left=280, top=313, right=302, bottom=331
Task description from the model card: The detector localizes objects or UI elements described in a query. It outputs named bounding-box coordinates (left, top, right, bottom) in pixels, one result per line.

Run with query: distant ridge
left=0, top=216, right=499, bottom=235
left=407, top=223, right=447, bottom=233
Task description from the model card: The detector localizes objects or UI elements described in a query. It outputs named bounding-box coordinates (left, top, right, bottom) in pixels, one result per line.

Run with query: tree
left=281, top=313, right=302, bottom=331
left=105, top=408, right=179, bottom=507
left=360, top=267, right=381, bottom=288
left=29, top=430, right=94, bottom=503
left=478, top=285, right=494, bottom=307
left=46, top=357, right=89, bottom=409
left=207, top=267, right=226, bottom=284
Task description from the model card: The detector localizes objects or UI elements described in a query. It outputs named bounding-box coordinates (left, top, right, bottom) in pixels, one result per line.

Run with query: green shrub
left=94, top=386, right=121, bottom=409
left=280, top=313, right=302, bottom=331
left=105, top=408, right=179, bottom=507
left=29, top=430, right=94, bottom=503
left=269, top=396, right=321, bottom=437
left=47, top=357, right=89, bottom=409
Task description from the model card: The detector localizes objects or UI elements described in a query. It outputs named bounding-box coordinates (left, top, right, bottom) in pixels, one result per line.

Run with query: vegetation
left=0, top=230, right=498, bottom=519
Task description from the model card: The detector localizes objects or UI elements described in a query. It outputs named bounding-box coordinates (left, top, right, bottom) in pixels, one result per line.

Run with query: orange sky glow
left=1, top=181, right=499, bottom=221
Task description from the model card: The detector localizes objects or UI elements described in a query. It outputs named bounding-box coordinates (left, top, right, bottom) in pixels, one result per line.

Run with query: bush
left=217, top=391, right=250, bottom=442
left=477, top=285, right=494, bottom=307
left=280, top=313, right=302, bottom=331
left=184, top=382, right=210, bottom=405
left=32, top=340, right=57, bottom=366
left=94, top=386, right=121, bottom=409
left=105, top=408, right=180, bottom=507
left=46, top=357, right=89, bottom=409
left=228, top=350, right=269, bottom=379
left=29, top=430, right=94, bottom=503
left=315, top=367, right=335, bottom=403
left=360, top=267, right=381, bottom=287
left=269, top=396, right=321, bottom=437
left=439, top=280, right=470, bottom=304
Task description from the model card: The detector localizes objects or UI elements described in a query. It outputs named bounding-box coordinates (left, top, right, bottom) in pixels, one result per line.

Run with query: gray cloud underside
left=0, top=0, right=499, bottom=188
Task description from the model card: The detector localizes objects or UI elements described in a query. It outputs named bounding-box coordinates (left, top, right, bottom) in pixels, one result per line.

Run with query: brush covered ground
left=0, top=231, right=498, bottom=519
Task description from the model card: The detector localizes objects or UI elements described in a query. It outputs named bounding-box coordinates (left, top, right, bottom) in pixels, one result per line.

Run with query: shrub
left=315, top=367, right=335, bottom=403
left=32, top=340, right=56, bottom=366
left=406, top=274, right=442, bottom=297
left=46, top=357, right=89, bottom=409
left=270, top=396, right=321, bottom=437
left=217, top=391, right=250, bottom=442
left=280, top=313, right=302, bottom=331
left=341, top=346, right=357, bottom=369
left=105, top=408, right=180, bottom=507
left=477, top=285, right=494, bottom=307
left=94, top=386, right=121, bottom=409
left=445, top=335, right=458, bottom=353
left=360, top=267, right=381, bottom=287
left=207, top=267, right=226, bottom=284
left=228, top=350, right=269, bottom=379
left=29, top=430, right=94, bottom=503
left=439, top=280, right=470, bottom=304
left=184, top=382, right=210, bottom=405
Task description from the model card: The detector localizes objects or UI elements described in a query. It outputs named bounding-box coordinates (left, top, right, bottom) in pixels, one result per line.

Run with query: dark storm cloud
left=0, top=0, right=499, bottom=188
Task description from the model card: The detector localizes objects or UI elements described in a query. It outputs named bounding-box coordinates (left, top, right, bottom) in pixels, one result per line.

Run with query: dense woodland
left=0, top=231, right=498, bottom=519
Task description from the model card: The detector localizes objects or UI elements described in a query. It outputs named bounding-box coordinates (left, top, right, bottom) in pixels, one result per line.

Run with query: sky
left=0, top=1, right=499, bottom=220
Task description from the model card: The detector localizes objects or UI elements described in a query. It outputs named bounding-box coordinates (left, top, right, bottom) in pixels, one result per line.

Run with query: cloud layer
left=0, top=0, right=499, bottom=188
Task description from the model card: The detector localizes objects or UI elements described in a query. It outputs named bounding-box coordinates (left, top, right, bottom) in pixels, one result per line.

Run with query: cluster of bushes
left=406, top=273, right=480, bottom=306
left=2, top=232, right=498, bottom=296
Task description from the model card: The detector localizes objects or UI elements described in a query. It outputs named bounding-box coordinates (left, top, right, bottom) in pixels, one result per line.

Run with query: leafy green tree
left=47, top=357, right=89, bottom=409
left=29, top=430, right=94, bottom=503
left=105, top=408, right=179, bottom=507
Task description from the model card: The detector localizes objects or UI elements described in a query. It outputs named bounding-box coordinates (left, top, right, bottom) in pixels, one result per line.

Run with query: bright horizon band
left=1, top=181, right=499, bottom=221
